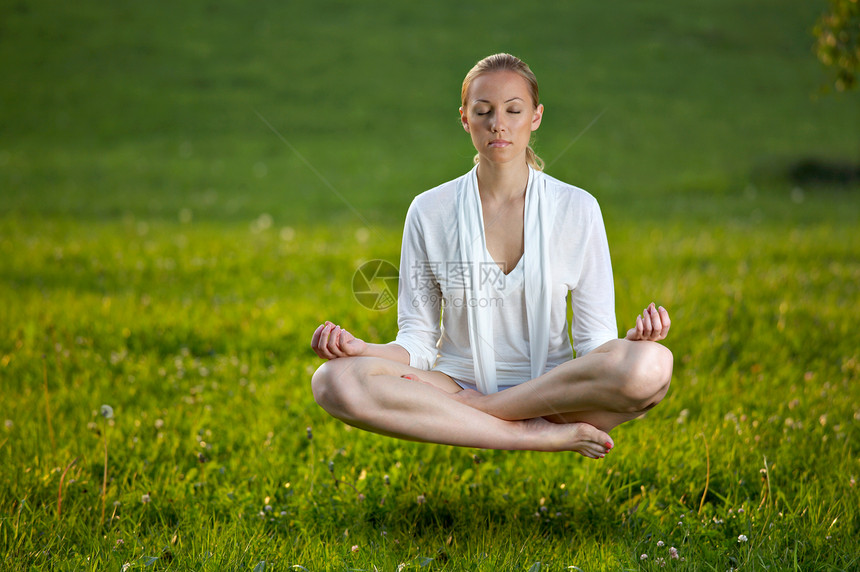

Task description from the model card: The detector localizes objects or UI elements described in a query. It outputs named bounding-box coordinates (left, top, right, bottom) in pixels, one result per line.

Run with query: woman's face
left=460, top=70, right=543, bottom=167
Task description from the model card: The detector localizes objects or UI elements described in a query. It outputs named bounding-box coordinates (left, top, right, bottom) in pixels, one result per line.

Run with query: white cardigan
left=394, top=167, right=618, bottom=392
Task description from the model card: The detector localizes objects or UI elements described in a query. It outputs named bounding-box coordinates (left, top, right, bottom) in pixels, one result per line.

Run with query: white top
left=394, top=168, right=618, bottom=391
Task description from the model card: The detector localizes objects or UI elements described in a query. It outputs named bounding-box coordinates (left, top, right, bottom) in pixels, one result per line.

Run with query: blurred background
left=0, top=3, right=858, bottom=567
left=1, top=0, right=856, bottom=227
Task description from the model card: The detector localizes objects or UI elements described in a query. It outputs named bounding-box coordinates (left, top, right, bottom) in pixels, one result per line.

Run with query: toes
left=581, top=425, right=612, bottom=448
left=578, top=444, right=604, bottom=459
left=571, top=423, right=614, bottom=458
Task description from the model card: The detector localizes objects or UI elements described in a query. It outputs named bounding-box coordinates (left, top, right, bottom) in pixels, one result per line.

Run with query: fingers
left=658, top=305, right=671, bottom=338
left=648, top=303, right=662, bottom=336
left=326, top=324, right=345, bottom=358
left=311, top=321, right=343, bottom=360
left=311, top=323, right=325, bottom=349
left=643, top=303, right=670, bottom=341
left=625, top=314, right=643, bottom=341
left=311, top=322, right=330, bottom=359
left=641, top=304, right=655, bottom=338
left=628, top=303, right=671, bottom=342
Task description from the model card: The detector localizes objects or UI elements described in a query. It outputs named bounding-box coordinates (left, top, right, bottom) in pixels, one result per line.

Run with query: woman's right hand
left=311, top=321, right=368, bottom=360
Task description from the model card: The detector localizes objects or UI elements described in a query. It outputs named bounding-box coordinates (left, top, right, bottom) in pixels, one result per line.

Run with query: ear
left=459, top=106, right=470, bottom=132
left=531, top=103, right=544, bottom=132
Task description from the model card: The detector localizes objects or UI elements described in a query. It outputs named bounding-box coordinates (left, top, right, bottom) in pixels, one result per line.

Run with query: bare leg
left=453, top=339, right=673, bottom=432
left=311, top=356, right=614, bottom=457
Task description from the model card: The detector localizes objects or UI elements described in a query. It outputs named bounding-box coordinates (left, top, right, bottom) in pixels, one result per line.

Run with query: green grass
left=1, top=0, right=859, bottom=570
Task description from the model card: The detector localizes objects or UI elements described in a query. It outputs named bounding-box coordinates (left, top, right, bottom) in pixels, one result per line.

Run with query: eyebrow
left=472, top=97, right=524, bottom=104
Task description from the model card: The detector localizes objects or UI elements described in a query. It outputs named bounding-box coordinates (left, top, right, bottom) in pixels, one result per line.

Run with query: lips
left=489, top=139, right=511, bottom=147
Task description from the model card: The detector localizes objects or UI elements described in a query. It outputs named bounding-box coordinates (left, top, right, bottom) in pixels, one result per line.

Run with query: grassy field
left=1, top=0, right=859, bottom=570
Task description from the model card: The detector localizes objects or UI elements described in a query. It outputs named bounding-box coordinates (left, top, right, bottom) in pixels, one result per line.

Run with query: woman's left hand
left=625, top=303, right=671, bottom=342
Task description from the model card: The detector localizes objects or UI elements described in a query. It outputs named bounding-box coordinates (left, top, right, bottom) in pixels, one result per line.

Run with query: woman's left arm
left=570, top=196, right=671, bottom=348
left=569, top=197, right=620, bottom=356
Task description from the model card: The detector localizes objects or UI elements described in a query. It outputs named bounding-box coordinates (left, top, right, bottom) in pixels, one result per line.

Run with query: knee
left=615, top=342, right=673, bottom=412
left=311, top=357, right=366, bottom=421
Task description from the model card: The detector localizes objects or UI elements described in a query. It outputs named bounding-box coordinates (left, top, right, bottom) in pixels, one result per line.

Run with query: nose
left=490, top=112, right=505, bottom=133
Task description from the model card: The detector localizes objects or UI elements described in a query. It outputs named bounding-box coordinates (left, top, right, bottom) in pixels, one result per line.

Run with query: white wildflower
left=100, top=404, right=114, bottom=419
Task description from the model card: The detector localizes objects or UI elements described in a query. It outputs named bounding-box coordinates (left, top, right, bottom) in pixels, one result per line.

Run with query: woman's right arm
left=391, top=198, right=443, bottom=370
left=310, top=196, right=442, bottom=367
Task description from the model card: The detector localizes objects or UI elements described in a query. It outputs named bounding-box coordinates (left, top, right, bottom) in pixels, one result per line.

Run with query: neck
left=475, top=160, right=530, bottom=203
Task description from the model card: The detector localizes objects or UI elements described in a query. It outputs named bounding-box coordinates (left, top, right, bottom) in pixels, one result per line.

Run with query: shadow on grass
left=303, top=486, right=627, bottom=545
left=752, top=155, right=860, bottom=189
left=787, top=158, right=860, bottom=187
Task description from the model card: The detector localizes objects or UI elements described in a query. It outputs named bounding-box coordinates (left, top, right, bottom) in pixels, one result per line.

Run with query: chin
left=480, top=151, right=523, bottom=164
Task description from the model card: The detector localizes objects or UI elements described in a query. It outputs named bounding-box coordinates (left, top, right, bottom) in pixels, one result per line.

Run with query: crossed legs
left=311, top=339, right=672, bottom=456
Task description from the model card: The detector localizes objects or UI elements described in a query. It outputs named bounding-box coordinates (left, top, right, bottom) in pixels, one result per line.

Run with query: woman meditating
left=310, top=53, right=673, bottom=458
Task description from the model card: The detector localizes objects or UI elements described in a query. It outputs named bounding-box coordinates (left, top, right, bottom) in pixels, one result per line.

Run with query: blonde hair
left=461, top=53, right=545, bottom=171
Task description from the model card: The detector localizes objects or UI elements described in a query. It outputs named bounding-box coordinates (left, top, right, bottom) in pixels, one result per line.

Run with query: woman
left=310, top=54, right=672, bottom=458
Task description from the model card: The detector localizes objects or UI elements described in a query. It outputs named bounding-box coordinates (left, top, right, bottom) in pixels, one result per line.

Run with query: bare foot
left=518, top=417, right=614, bottom=457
